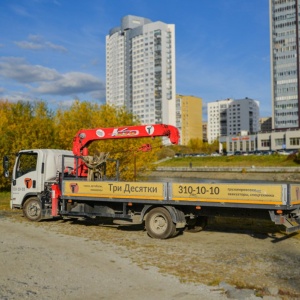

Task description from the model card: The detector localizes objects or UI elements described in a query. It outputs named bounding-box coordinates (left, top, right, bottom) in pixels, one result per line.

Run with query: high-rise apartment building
left=106, top=15, right=176, bottom=126
left=176, top=95, right=202, bottom=145
left=207, top=98, right=260, bottom=143
left=269, top=0, right=300, bottom=129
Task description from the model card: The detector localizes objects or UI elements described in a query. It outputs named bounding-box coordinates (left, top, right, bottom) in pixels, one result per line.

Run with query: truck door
left=11, top=151, right=40, bottom=208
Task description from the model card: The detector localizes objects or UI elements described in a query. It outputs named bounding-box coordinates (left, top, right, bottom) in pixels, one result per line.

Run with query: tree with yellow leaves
left=54, top=101, right=162, bottom=181
left=0, top=100, right=56, bottom=189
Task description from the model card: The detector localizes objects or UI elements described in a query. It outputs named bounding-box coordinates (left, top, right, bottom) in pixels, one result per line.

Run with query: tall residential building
left=176, top=95, right=202, bottom=145
left=106, top=15, right=176, bottom=126
left=207, top=98, right=260, bottom=143
left=270, top=0, right=300, bottom=129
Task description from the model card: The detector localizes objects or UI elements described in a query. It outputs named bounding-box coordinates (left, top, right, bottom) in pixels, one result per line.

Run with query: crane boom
left=72, top=124, right=180, bottom=156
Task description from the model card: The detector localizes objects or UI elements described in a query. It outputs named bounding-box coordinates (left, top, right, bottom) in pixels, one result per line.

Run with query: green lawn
left=0, top=191, right=11, bottom=210
left=158, top=154, right=299, bottom=168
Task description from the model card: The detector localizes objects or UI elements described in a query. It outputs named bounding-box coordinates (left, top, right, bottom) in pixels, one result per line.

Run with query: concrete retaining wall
left=156, top=166, right=300, bottom=173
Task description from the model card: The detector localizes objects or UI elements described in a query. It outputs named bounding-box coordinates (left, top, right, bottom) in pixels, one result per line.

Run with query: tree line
left=0, top=100, right=162, bottom=190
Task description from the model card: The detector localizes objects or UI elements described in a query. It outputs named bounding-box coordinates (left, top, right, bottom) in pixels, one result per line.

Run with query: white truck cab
left=8, top=149, right=73, bottom=218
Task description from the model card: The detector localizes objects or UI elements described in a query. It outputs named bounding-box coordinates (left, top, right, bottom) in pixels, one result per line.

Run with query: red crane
left=72, top=124, right=180, bottom=177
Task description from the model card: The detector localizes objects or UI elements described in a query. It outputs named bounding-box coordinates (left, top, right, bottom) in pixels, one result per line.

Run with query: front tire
left=23, top=197, right=42, bottom=221
left=145, top=207, right=176, bottom=239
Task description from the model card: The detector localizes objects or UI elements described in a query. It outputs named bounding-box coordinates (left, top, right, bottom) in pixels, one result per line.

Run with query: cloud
left=0, top=90, right=35, bottom=102
left=32, top=72, right=105, bottom=95
left=15, top=35, right=67, bottom=52
left=89, top=90, right=106, bottom=103
left=10, top=4, right=31, bottom=17
left=0, top=57, right=105, bottom=100
left=0, top=57, right=61, bottom=83
left=44, top=41, right=67, bottom=52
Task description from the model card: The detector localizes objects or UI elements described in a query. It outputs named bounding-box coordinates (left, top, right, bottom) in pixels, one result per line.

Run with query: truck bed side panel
left=171, top=183, right=287, bottom=206
left=62, top=180, right=293, bottom=208
left=289, top=184, right=300, bottom=205
left=62, top=181, right=166, bottom=201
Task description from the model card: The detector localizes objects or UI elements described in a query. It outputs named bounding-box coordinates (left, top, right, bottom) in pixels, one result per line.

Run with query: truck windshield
left=16, top=153, right=38, bottom=179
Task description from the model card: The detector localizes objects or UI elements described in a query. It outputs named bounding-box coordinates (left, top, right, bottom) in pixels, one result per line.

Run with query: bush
left=156, top=147, right=175, bottom=160
left=293, top=151, right=300, bottom=164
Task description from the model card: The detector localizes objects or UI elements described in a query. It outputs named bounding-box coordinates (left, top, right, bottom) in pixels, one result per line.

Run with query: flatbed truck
left=3, top=124, right=300, bottom=239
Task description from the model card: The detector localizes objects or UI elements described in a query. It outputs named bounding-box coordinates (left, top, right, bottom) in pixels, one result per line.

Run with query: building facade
left=221, top=128, right=300, bottom=154
left=106, top=15, right=176, bottom=126
left=260, top=117, right=272, bottom=132
left=269, top=0, right=300, bottom=129
left=176, top=95, right=202, bottom=145
left=207, top=98, right=260, bottom=143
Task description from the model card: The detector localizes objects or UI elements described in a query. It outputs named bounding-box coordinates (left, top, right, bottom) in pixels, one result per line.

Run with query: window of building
left=275, top=138, right=285, bottom=146
left=261, top=139, right=270, bottom=147
left=246, top=141, right=249, bottom=151
left=290, top=137, right=300, bottom=145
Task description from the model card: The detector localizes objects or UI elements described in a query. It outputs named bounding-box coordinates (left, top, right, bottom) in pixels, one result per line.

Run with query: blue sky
left=0, top=0, right=270, bottom=116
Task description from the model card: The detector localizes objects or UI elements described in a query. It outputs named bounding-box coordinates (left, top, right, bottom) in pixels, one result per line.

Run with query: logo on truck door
left=24, top=178, right=33, bottom=189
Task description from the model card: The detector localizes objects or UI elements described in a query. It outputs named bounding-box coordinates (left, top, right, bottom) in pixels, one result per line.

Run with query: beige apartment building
left=176, top=95, right=202, bottom=145
left=260, top=117, right=272, bottom=132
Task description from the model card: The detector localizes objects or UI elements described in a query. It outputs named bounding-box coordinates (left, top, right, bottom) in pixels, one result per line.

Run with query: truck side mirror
left=3, top=156, right=9, bottom=178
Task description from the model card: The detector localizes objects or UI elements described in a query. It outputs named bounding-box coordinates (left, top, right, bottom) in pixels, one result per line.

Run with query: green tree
left=206, top=139, right=220, bottom=153
left=187, top=138, right=203, bottom=152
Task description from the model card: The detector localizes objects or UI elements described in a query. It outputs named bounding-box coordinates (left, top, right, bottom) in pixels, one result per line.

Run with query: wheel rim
left=149, top=212, right=168, bottom=234
left=27, top=202, right=40, bottom=219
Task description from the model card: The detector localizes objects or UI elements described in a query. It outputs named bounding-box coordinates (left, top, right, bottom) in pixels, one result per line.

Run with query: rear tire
left=145, top=207, right=176, bottom=239
left=23, top=197, right=42, bottom=221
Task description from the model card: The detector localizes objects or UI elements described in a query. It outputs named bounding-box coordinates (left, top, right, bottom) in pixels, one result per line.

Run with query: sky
left=0, top=0, right=271, bottom=117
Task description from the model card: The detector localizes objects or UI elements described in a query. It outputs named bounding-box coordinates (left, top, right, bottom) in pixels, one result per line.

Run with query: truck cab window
left=16, top=153, right=38, bottom=179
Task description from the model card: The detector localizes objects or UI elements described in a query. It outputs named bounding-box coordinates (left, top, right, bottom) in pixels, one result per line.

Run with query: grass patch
left=0, top=191, right=11, bottom=210
left=158, top=155, right=299, bottom=168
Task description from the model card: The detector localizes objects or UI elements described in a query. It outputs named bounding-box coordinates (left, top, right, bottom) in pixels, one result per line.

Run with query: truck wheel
left=145, top=207, right=176, bottom=239
left=185, top=216, right=208, bottom=233
left=23, top=197, right=42, bottom=221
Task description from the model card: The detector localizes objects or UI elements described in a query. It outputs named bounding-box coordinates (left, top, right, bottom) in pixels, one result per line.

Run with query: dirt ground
left=1, top=171, right=300, bottom=300
left=1, top=209, right=300, bottom=300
